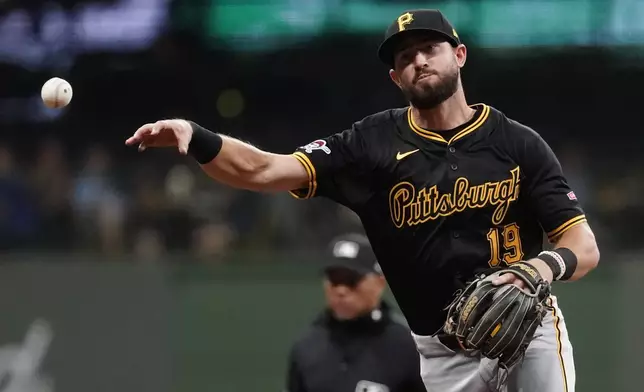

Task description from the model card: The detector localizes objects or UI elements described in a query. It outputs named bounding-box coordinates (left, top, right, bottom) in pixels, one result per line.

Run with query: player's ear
left=373, top=274, right=387, bottom=292
left=454, top=44, right=467, bottom=68
left=389, top=69, right=403, bottom=89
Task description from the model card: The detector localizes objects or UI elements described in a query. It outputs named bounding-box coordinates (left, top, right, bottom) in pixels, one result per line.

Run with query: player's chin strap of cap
left=536, top=247, right=578, bottom=281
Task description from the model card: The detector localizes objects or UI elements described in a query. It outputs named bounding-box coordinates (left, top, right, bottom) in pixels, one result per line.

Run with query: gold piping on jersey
left=389, top=167, right=520, bottom=229
left=548, top=297, right=569, bottom=392
left=289, top=152, right=317, bottom=199
left=407, top=104, right=490, bottom=144
left=547, top=215, right=587, bottom=242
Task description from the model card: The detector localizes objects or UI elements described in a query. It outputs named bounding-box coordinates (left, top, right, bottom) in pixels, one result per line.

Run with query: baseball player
left=125, top=9, right=600, bottom=392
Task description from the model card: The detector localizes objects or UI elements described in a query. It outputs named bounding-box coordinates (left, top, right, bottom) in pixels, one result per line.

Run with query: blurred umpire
left=285, top=233, right=426, bottom=392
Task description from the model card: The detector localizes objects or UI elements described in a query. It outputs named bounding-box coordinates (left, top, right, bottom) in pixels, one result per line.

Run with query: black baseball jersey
left=290, top=104, right=587, bottom=335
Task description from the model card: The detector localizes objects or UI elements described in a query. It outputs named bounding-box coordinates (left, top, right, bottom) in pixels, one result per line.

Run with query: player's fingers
left=150, top=120, right=172, bottom=136
left=176, top=130, right=189, bottom=155
left=151, top=120, right=167, bottom=135
left=513, top=280, right=526, bottom=289
left=491, top=273, right=514, bottom=286
left=138, top=142, right=147, bottom=152
left=126, top=123, right=154, bottom=145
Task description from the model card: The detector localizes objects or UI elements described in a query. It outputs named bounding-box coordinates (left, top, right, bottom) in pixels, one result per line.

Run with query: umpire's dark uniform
left=286, top=235, right=426, bottom=392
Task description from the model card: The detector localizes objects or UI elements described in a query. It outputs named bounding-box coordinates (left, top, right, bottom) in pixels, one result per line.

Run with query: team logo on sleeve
left=567, top=191, right=577, bottom=201
left=301, top=140, right=331, bottom=155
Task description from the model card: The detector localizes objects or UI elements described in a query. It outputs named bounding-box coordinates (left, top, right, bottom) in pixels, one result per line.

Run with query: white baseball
left=41, top=77, right=73, bottom=109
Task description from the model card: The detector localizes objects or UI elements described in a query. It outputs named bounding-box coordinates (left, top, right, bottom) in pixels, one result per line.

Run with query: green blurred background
left=0, top=257, right=633, bottom=392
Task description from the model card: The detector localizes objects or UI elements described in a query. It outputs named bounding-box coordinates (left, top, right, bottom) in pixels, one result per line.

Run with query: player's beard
left=401, top=65, right=460, bottom=110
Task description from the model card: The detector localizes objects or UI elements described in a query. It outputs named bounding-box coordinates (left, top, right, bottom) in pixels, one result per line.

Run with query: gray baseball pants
left=413, top=296, right=574, bottom=392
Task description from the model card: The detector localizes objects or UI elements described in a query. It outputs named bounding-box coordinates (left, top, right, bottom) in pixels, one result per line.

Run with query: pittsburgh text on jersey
left=389, top=167, right=521, bottom=229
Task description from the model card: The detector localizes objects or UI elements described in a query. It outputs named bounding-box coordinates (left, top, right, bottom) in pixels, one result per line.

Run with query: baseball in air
left=41, top=77, right=73, bottom=109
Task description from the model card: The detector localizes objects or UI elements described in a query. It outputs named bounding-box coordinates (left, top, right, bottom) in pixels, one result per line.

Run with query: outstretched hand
left=125, top=119, right=193, bottom=155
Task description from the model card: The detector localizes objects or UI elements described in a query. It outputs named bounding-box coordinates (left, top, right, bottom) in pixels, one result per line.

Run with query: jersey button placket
left=448, top=144, right=460, bottom=239
left=447, top=145, right=458, bottom=171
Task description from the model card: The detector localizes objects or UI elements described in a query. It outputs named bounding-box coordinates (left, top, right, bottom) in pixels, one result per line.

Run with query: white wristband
left=539, top=251, right=566, bottom=281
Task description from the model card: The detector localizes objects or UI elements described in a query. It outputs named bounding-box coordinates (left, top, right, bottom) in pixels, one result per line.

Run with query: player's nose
left=332, top=285, right=351, bottom=296
left=412, top=51, right=430, bottom=68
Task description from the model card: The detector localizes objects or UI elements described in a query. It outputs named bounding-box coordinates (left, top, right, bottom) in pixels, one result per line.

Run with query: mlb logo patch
left=567, top=191, right=577, bottom=201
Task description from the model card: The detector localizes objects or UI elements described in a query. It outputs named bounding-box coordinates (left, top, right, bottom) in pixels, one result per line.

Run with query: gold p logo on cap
left=397, top=12, right=414, bottom=31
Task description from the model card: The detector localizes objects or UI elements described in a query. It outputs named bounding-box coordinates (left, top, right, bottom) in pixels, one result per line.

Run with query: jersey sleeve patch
left=285, top=116, right=384, bottom=206
left=301, top=139, right=331, bottom=155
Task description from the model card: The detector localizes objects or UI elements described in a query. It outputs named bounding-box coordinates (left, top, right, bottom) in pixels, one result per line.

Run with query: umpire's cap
left=324, top=233, right=382, bottom=276
left=378, top=9, right=461, bottom=67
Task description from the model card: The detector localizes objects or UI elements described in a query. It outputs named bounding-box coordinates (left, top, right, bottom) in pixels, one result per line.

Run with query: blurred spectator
left=0, top=144, right=37, bottom=249
left=28, top=138, right=74, bottom=251
left=73, top=145, right=125, bottom=254
left=192, top=221, right=235, bottom=261
left=133, top=227, right=165, bottom=263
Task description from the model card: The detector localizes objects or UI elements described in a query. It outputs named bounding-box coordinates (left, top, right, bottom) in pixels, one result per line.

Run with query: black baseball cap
left=323, top=233, right=382, bottom=276
left=377, top=9, right=461, bottom=67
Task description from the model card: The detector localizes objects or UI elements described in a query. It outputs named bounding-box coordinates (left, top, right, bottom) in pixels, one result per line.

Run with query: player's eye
left=400, top=53, right=412, bottom=63
left=422, top=43, right=438, bottom=54
left=397, top=50, right=415, bottom=64
left=398, top=44, right=437, bottom=64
